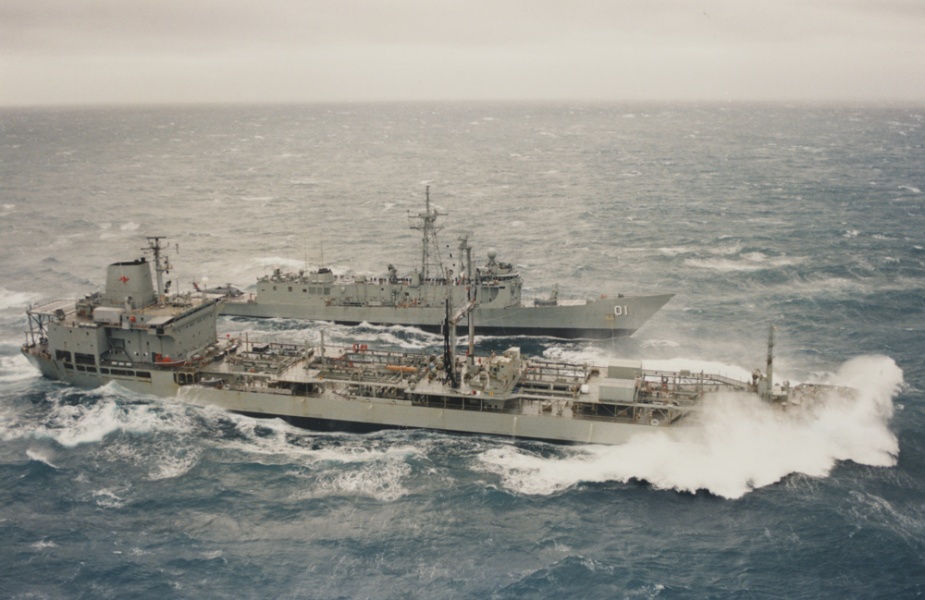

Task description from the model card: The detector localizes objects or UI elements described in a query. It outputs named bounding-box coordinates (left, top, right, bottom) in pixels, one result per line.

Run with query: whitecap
left=541, top=345, right=614, bottom=366
left=251, top=256, right=304, bottom=269
left=658, top=246, right=695, bottom=257
left=710, top=244, right=744, bottom=256
left=0, top=288, right=40, bottom=311
left=26, top=448, right=59, bottom=469
left=26, top=384, right=196, bottom=448
left=311, top=457, right=412, bottom=501
left=741, top=251, right=769, bottom=262
left=0, top=353, right=41, bottom=384
left=147, top=447, right=202, bottom=481
left=93, top=488, right=126, bottom=509
left=683, top=257, right=765, bottom=272
left=210, top=412, right=424, bottom=468
left=684, top=254, right=798, bottom=272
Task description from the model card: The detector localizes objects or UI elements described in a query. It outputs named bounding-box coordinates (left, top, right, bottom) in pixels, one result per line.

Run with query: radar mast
left=409, top=186, right=447, bottom=281
left=144, top=236, right=171, bottom=304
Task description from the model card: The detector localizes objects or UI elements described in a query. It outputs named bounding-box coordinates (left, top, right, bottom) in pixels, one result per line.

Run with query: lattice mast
left=409, top=186, right=447, bottom=281
left=144, top=236, right=171, bottom=304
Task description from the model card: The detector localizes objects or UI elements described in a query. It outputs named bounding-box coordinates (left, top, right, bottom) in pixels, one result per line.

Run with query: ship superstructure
left=22, top=237, right=223, bottom=388
left=220, top=188, right=673, bottom=339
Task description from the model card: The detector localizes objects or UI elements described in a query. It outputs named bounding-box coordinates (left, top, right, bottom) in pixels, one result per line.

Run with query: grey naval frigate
left=219, top=188, right=673, bottom=339
left=21, top=238, right=840, bottom=445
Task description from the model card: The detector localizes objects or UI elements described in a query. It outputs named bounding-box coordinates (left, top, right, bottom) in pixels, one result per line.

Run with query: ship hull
left=177, top=386, right=646, bottom=445
left=221, top=293, right=674, bottom=339
left=24, top=354, right=649, bottom=445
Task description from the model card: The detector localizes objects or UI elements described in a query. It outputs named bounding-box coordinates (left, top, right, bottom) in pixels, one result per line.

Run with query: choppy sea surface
left=0, top=103, right=923, bottom=598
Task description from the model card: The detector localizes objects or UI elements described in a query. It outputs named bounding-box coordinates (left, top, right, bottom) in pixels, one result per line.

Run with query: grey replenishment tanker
left=21, top=238, right=841, bottom=445
left=219, top=188, right=674, bottom=339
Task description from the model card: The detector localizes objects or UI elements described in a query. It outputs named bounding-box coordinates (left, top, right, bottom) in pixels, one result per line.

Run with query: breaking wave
left=475, top=355, right=902, bottom=499
left=0, top=287, right=40, bottom=312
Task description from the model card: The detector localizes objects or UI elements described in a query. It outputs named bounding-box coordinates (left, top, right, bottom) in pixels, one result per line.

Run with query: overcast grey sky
left=2, top=0, right=923, bottom=107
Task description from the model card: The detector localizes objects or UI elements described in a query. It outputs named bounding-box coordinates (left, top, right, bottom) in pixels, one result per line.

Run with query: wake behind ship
left=20, top=238, right=836, bottom=445
left=219, top=188, right=673, bottom=339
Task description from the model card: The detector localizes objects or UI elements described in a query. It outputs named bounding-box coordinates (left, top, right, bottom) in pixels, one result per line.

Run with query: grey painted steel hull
left=179, top=386, right=645, bottom=445
left=221, top=293, right=674, bottom=339
left=22, top=353, right=650, bottom=445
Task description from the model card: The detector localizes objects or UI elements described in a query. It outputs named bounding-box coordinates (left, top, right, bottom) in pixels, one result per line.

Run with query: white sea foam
left=658, top=246, right=697, bottom=257
left=684, top=253, right=799, bottom=272
left=187, top=400, right=422, bottom=465
left=252, top=256, right=304, bottom=269
left=541, top=345, right=615, bottom=366
left=311, top=458, right=412, bottom=501
left=41, top=401, right=147, bottom=448
left=203, top=406, right=425, bottom=468
left=0, top=353, right=40, bottom=383
left=26, top=448, right=59, bottom=469
left=476, top=355, right=902, bottom=499
left=147, top=447, right=202, bottom=481
left=0, top=288, right=40, bottom=311
left=222, top=319, right=439, bottom=353
left=184, top=408, right=420, bottom=500
left=845, top=489, right=925, bottom=548
left=21, top=384, right=192, bottom=448
left=93, top=488, right=127, bottom=509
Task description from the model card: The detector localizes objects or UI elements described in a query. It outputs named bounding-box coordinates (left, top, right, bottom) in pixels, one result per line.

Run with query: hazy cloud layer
left=2, top=0, right=923, bottom=106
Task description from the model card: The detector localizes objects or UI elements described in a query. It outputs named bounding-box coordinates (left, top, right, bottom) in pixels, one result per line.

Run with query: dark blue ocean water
left=1, top=104, right=923, bottom=598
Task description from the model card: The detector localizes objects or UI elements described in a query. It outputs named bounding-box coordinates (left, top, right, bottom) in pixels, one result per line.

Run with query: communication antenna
left=144, top=236, right=170, bottom=304
left=409, top=185, right=447, bottom=280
